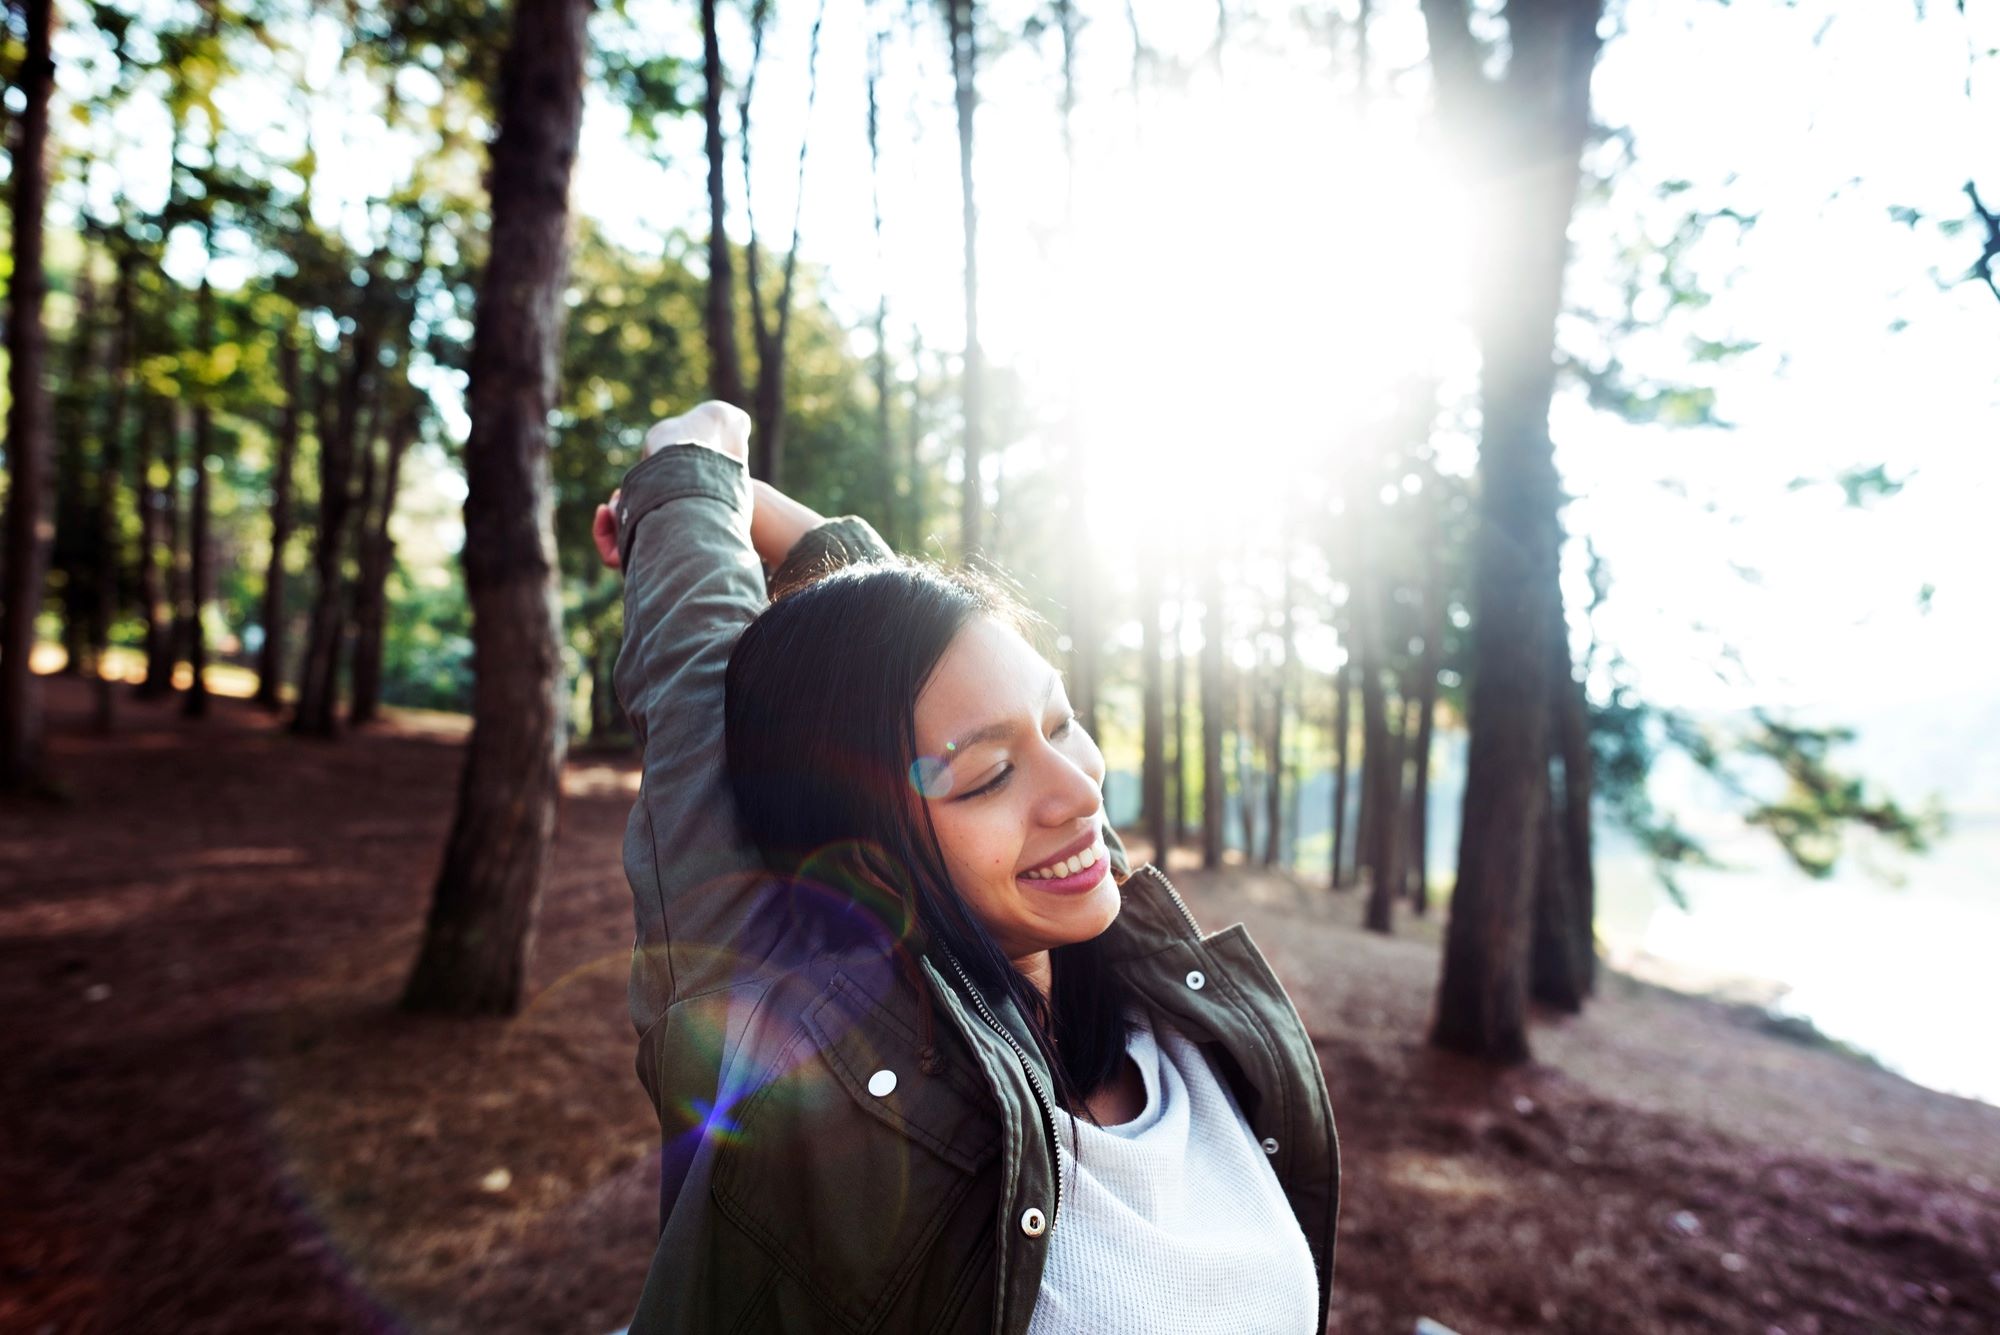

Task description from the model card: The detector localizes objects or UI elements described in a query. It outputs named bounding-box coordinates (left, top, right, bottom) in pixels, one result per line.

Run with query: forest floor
left=4, top=676, right=1999, bottom=1335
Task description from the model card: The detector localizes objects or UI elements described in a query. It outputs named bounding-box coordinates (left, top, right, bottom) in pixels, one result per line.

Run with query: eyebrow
left=942, top=672, right=1061, bottom=764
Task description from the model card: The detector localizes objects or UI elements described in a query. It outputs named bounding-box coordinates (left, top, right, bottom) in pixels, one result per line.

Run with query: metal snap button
left=1185, top=969, right=1206, bottom=991
left=1020, top=1206, right=1047, bottom=1237
left=1261, top=1137, right=1279, bottom=1155
left=867, top=1069, right=897, bottom=1097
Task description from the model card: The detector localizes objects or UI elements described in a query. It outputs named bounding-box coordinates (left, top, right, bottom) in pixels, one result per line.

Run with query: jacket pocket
left=712, top=969, right=998, bottom=1333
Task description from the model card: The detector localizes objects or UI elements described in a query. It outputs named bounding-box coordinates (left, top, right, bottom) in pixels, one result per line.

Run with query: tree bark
left=1140, top=564, right=1167, bottom=864
left=293, top=321, right=376, bottom=737
left=181, top=277, right=216, bottom=719
left=349, top=401, right=415, bottom=726
left=945, top=0, right=985, bottom=556
left=1237, top=664, right=1260, bottom=862
left=1199, top=557, right=1225, bottom=868
left=0, top=0, right=56, bottom=788
left=1408, top=537, right=1445, bottom=913
left=1425, top=0, right=1603, bottom=1063
left=255, top=325, right=304, bottom=710
left=402, top=0, right=589, bottom=1017
left=165, top=404, right=193, bottom=694
left=1331, top=659, right=1352, bottom=889
left=1555, top=627, right=1597, bottom=997
left=743, top=0, right=828, bottom=486
left=865, top=21, right=896, bottom=542
left=55, top=247, right=100, bottom=676
left=1357, top=571, right=1401, bottom=933
left=135, top=398, right=174, bottom=698
left=701, top=0, right=746, bottom=409
left=1170, top=582, right=1188, bottom=846
left=92, top=247, right=138, bottom=732
left=1263, top=557, right=1294, bottom=869
left=1055, top=0, right=1095, bottom=741
left=1532, top=611, right=1595, bottom=1006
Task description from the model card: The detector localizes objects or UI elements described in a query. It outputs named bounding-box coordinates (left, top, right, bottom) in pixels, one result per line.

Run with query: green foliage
left=381, top=565, right=476, bottom=712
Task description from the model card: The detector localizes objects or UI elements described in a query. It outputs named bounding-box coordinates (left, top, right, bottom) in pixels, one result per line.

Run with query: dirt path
left=3, top=680, right=1996, bottom=1333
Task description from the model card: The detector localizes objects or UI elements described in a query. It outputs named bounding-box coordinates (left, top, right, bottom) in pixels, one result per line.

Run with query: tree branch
left=1966, top=179, right=2000, bottom=308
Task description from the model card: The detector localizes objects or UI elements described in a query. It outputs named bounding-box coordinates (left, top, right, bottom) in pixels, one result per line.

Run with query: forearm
left=609, top=449, right=893, bottom=1031
left=612, top=445, right=768, bottom=1030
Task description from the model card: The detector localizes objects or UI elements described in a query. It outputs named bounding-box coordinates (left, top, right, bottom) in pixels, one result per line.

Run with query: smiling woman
left=608, top=402, right=1339, bottom=1334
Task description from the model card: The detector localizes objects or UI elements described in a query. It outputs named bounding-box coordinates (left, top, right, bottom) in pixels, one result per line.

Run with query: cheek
left=932, top=805, right=1024, bottom=889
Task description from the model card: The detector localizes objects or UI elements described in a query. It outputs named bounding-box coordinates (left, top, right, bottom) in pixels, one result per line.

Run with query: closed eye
left=959, top=765, right=1013, bottom=800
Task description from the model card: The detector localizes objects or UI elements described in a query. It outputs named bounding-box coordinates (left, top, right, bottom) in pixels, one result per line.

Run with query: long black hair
left=723, top=557, right=1133, bottom=1112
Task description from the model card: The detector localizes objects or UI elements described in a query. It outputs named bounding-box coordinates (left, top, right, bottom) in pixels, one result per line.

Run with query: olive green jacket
left=613, top=445, right=1339, bottom=1333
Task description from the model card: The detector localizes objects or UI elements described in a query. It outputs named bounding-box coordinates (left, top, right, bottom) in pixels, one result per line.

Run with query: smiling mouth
left=1016, top=841, right=1109, bottom=893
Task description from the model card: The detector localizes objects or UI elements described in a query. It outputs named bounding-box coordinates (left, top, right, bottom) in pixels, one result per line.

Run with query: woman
left=594, top=402, right=1338, bottom=1333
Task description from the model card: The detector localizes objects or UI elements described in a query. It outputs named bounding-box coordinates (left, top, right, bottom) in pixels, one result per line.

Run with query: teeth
left=1024, top=844, right=1099, bottom=880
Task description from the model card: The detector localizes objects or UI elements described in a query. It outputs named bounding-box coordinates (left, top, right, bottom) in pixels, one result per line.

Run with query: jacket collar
left=1101, top=863, right=1207, bottom=960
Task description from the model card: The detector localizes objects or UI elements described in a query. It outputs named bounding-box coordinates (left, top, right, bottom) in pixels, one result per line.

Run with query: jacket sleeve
left=613, top=444, right=893, bottom=1033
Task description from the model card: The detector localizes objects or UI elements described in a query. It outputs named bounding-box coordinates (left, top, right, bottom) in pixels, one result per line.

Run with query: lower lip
left=1016, top=849, right=1110, bottom=895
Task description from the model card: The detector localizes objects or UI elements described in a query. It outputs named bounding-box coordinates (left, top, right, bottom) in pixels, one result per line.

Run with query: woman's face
left=912, top=617, right=1120, bottom=979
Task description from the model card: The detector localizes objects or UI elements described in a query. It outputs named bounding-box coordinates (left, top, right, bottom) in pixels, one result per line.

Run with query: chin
left=1049, top=874, right=1123, bottom=948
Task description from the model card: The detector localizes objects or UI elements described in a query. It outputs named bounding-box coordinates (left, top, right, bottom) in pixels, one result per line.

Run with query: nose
left=1034, top=728, right=1105, bottom=827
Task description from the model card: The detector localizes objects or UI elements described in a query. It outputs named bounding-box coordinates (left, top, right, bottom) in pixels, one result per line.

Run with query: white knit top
left=1025, top=1008, right=1319, bottom=1335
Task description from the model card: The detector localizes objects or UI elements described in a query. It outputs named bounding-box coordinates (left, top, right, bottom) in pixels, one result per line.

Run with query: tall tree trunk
left=181, top=277, right=216, bottom=719
left=1555, top=628, right=1596, bottom=996
left=1054, top=0, right=1095, bottom=740
left=1199, top=557, right=1225, bottom=868
left=1236, top=665, right=1260, bottom=861
left=255, top=324, right=303, bottom=710
left=349, top=401, right=415, bottom=725
left=1170, top=581, right=1188, bottom=846
left=700, top=0, right=745, bottom=408
left=865, top=19, right=897, bottom=542
left=55, top=247, right=100, bottom=676
left=906, top=330, right=926, bottom=537
left=1529, top=786, right=1582, bottom=1011
left=0, top=0, right=56, bottom=788
left=1140, top=565, right=1167, bottom=864
left=92, top=248, right=137, bottom=732
left=945, top=0, right=985, bottom=556
left=743, top=0, right=828, bottom=486
left=165, top=404, right=193, bottom=692
left=403, top=0, right=589, bottom=1016
left=1425, top=0, right=1603, bottom=1063
left=136, top=399, right=174, bottom=698
left=293, top=323, right=375, bottom=736
left=1331, top=659, right=1352, bottom=889
left=1358, top=576, right=1401, bottom=933
left=1408, top=542, right=1444, bottom=913
left=1264, top=555, right=1294, bottom=869
left=1532, top=611, right=1595, bottom=1007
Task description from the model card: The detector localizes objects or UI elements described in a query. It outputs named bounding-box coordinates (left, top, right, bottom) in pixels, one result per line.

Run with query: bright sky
left=568, top=0, right=2000, bottom=770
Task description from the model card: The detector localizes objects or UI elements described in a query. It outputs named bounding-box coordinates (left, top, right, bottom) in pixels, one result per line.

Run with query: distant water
left=1596, top=816, right=2000, bottom=1109
left=1109, top=737, right=2000, bottom=1109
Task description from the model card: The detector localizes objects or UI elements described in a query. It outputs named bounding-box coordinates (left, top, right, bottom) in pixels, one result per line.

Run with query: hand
left=643, top=400, right=751, bottom=465
left=594, top=402, right=756, bottom=573
left=593, top=489, right=623, bottom=571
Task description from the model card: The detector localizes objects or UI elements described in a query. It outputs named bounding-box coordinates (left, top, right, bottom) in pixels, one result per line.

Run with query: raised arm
left=611, top=425, right=767, bottom=1034
left=607, top=405, right=893, bottom=1034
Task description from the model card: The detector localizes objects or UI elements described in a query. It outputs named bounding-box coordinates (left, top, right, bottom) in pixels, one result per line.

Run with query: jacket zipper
left=1145, top=864, right=1205, bottom=940
left=937, top=946, right=1066, bottom=1230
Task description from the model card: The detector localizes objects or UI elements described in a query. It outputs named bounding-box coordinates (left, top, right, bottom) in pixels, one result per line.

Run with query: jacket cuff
left=768, top=515, right=895, bottom=599
left=615, top=443, right=751, bottom=570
